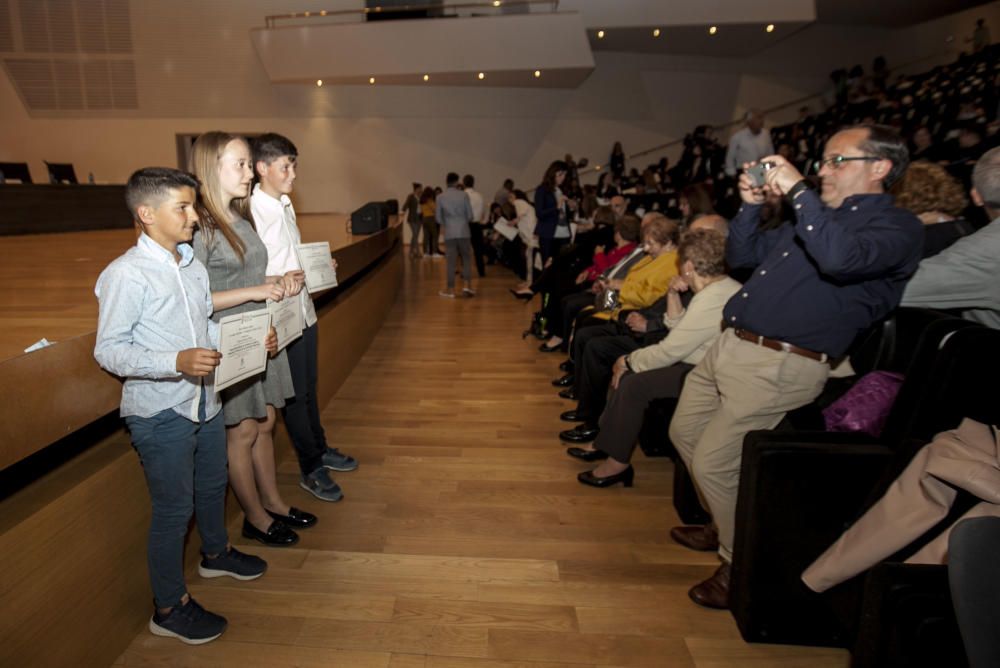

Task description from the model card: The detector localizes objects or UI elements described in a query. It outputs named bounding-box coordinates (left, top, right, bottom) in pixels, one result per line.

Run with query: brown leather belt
left=733, top=328, right=829, bottom=363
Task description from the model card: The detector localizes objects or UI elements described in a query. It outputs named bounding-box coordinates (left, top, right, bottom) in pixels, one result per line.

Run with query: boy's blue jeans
left=126, top=392, right=228, bottom=609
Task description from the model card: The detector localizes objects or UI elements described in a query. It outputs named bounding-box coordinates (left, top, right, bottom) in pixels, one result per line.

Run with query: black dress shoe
left=539, top=342, right=563, bottom=353
left=577, top=465, right=634, bottom=488
left=242, top=519, right=299, bottom=547
left=560, top=425, right=600, bottom=443
left=266, top=507, right=317, bottom=529
left=559, top=360, right=574, bottom=373
left=558, top=388, right=577, bottom=400
left=566, top=446, right=609, bottom=462
left=551, top=374, right=575, bottom=387
left=560, top=409, right=591, bottom=423
left=509, top=288, right=534, bottom=301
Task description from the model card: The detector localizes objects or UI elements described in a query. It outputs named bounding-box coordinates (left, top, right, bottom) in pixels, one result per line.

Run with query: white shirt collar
left=252, top=183, right=292, bottom=211
left=137, top=232, right=194, bottom=267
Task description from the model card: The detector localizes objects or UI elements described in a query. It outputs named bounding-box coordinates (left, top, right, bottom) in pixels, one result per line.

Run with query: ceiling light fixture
left=316, top=79, right=323, bottom=87
left=478, top=72, right=485, bottom=80
left=766, top=24, right=775, bottom=33
left=597, top=30, right=605, bottom=39
left=653, top=28, right=661, bottom=38
left=369, top=76, right=376, bottom=84
left=534, top=70, right=541, bottom=78
left=493, top=0, right=501, bottom=6
left=709, top=26, right=718, bottom=35
left=423, top=74, right=430, bottom=82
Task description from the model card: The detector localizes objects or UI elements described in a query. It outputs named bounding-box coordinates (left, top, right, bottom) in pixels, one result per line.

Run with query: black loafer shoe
left=560, top=425, right=600, bottom=443
left=559, top=360, right=574, bottom=373
left=539, top=342, right=563, bottom=353
left=558, top=388, right=577, bottom=401
left=560, top=409, right=591, bottom=423
left=266, top=507, right=317, bottom=529
left=566, top=446, right=609, bottom=462
left=577, top=465, right=634, bottom=488
left=242, top=519, right=299, bottom=547
left=551, top=374, right=575, bottom=387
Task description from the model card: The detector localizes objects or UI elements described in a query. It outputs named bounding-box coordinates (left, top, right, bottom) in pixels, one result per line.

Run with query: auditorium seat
left=0, top=162, right=32, bottom=184
left=728, top=323, right=1000, bottom=662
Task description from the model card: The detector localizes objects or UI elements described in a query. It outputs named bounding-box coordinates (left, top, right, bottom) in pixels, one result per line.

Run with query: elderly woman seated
left=893, top=160, right=974, bottom=258
left=568, top=229, right=742, bottom=488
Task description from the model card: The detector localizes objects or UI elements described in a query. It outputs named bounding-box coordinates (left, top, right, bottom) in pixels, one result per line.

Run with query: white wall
left=2, top=1, right=998, bottom=212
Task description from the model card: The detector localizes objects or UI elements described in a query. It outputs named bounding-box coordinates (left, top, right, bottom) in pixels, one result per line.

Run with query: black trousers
left=573, top=324, right=644, bottom=421
left=281, top=323, right=328, bottom=476
left=595, top=363, right=694, bottom=463
left=549, top=291, right=595, bottom=339
left=469, top=222, right=487, bottom=277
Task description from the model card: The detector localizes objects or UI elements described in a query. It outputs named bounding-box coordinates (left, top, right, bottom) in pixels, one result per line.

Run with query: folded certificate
left=493, top=219, right=518, bottom=242
left=268, top=297, right=303, bottom=351
left=215, top=309, right=271, bottom=392
left=296, top=242, right=338, bottom=293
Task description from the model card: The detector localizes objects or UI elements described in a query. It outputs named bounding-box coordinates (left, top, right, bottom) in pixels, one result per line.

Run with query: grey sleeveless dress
left=193, top=217, right=295, bottom=426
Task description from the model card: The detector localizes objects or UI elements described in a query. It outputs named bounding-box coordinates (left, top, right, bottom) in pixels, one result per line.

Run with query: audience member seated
left=565, top=229, right=741, bottom=488
left=893, top=160, right=975, bottom=257
left=679, top=183, right=717, bottom=227
left=537, top=213, right=654, bottom=352
left=901, top=147, right=1000, bottom=329
left=668, top=124, right=923, bottom=610
left=557, top=216, right=723, bottom=436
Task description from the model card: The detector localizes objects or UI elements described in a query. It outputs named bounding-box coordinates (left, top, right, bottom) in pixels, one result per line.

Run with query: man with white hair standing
left=725, top=110, right=774, bottom=178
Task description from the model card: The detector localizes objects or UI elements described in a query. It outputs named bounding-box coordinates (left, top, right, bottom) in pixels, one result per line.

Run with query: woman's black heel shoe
left=509, top=288, right=534, bottom=301
left=577, top=465, right=634, bottom=488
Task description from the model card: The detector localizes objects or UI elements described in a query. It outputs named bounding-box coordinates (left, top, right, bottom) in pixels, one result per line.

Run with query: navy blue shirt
left=724, top=190, right=924, bottom=358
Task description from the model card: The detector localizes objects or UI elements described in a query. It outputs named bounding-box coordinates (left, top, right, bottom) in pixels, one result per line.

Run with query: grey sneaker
left=198, top=546, right=267, bottom=581
left=300, top=468, right=344, bottom=502
left=149, top=597, right=227, bottom=645
left=322, top=447, right=358, bottom=472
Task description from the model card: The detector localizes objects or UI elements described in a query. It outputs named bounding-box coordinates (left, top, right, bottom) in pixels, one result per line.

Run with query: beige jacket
left=627, top=277, right=742, bottom=373
left=802, top=418, right=1000, bottom=593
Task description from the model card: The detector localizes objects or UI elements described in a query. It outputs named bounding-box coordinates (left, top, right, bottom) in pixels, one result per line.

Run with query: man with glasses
left=668, top=125, right=924, bottom=609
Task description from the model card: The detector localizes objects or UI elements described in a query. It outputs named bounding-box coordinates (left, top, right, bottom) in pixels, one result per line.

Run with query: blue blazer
left=534, top=184, right=561, bottom=239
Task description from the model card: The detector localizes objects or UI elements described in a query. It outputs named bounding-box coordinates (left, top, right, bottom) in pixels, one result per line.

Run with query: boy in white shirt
left=250, top=134, right=358, bottom=502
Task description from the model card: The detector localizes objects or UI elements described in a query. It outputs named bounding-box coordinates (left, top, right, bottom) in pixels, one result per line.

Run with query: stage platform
left=0, top=213, right=399, bottom=472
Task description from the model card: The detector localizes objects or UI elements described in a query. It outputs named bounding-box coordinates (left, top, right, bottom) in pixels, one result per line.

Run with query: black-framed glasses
left=812, top=155, right=881, bottom=172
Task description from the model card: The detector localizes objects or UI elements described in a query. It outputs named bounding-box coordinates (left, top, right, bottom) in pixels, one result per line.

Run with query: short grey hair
left=972, top=146, right=1000, bottom=207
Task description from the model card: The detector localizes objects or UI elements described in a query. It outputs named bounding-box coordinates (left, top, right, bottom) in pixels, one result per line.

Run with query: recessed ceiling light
left=369, top=76, right=376, bottom=84
left=493, top=0, right=501, bottom=6
left=315, top=79, right=323, bottom=87
left=423, top=74, right=430, bottom=82
left=766, top=24, right=775, bottom=33
left=597, top=30, right=605, bottom=39
left=478, top=72, right=485, bottom=80
left=534, top=70, right=541, bottom=78
left=653, top=28, right=661, bottom=38
left=320, top=10, right=326, bottom=16
left=709, top=26, right=718, bottom=35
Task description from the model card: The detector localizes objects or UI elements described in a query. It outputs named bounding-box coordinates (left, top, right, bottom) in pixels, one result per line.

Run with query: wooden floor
left=112, top=254, right=848, bottom=668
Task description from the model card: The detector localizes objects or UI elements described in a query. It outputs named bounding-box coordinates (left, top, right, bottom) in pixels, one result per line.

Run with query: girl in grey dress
left=191, top=132, right=312, bottom=547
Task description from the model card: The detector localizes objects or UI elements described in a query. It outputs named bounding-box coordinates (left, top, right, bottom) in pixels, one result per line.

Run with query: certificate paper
left=215, top=309, right=271, bottom=392
left=268, top=297, right=303, bottom=351
left=296, top=242, right=338, bottom=293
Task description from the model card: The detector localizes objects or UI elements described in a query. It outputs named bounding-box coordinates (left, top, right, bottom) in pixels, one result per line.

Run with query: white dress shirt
left=465, top=187, right=485, bottom=224
left=250, top=184, right=318, bottom=328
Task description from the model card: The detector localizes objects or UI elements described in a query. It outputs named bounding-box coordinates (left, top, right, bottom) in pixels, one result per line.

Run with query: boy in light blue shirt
left=94, top=167, right=268, bottom=645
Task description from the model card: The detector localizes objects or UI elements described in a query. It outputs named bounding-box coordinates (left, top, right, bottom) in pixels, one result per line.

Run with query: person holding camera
left=668, top=124, right=924, bottom=609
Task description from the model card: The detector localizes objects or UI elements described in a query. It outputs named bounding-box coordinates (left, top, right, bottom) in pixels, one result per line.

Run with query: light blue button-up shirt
left=94, top=233, right=221, bottom=421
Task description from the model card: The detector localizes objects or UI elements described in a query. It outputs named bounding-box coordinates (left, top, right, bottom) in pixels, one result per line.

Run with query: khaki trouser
left=669, top=328, right=830, bottom=561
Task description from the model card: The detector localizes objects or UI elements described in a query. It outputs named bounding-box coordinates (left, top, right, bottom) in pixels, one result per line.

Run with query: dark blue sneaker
left=300, top=467, right=344, bottom=502
left=321, top=447, right=358, bottom=472
left=198, top=546, right=267, bottom=581
left=149, top=597, right=227, bottom=645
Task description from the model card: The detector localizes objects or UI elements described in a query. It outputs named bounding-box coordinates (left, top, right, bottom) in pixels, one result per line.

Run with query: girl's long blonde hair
left=190, top=131, right=254, bottom=262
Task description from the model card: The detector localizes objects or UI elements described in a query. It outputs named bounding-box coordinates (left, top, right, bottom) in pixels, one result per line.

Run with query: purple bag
left=822, top=371, right=905, bottom=437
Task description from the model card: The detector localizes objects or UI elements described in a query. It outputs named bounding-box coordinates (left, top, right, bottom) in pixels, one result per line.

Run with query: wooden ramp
left=113, top=257, right=848, bottom=668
